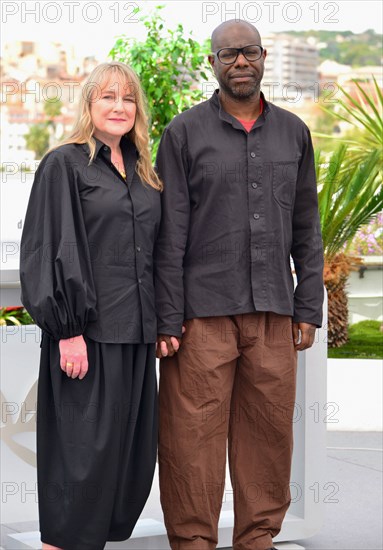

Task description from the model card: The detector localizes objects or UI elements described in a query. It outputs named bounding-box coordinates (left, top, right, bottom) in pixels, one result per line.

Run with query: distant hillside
left=282, top=29, right=382, bottom=67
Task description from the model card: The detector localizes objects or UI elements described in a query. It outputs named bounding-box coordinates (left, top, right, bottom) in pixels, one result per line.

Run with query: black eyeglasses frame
left=212, top=44, right=264, bottom=65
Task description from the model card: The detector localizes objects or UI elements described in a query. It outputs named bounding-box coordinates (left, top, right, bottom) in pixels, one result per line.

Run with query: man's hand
left=156, top=326, right=186, bottom=358
left=292, top=322, right=317, bottom=351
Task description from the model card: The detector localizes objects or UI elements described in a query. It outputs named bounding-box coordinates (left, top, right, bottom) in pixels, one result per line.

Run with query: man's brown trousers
left=159, top=312, right=298, bottom=550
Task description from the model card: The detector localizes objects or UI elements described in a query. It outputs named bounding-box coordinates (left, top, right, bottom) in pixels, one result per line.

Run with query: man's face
left=208, top=25, right=266, bottom=100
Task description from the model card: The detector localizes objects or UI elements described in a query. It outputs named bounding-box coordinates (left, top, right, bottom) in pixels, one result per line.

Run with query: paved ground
left=1, top=431, right=382, bottom=550
left=293, top=431, right=382, bottom=550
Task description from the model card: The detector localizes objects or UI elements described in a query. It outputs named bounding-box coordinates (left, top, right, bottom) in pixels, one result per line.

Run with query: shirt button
left=253, top=213, right=260, bottom=219
left=138, top=278, right=142, bottom=284
left=252, top=182, right=258, bottom=189
left=250, top=152, right=256, bottom=158
left=103, top=146, right=109, bottom=151
left=136, top=245, right=141, bottom=252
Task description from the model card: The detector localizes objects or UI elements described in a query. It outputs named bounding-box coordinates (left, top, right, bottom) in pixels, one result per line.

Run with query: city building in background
left=263, top=33, right=319, bottom=102
left=1, top=40, right=99, bottom=165
left=1, top=34, right=382, bottom=166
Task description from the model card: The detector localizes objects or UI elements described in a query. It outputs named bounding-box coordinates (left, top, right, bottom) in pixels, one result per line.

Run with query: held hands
left=156, top=326, right=186, bottom=359
left=59, top=335, right=88, bottom=379
left=292, top=322, right=317, bottom=351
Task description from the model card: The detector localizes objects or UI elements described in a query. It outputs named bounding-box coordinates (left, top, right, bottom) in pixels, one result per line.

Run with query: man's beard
left=219, top=74, right=262, bottom=100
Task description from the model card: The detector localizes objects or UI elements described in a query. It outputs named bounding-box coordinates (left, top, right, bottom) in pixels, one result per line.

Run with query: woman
left=20, top=61, right=162, bottom=550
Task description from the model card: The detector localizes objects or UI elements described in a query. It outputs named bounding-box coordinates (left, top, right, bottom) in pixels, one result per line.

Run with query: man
left=155, top=19, right=324, bottom=550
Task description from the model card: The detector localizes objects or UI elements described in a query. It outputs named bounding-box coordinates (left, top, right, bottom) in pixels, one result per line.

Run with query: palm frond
left=316, top=147, right=383, bottom=259
left=326, top=76, right=383, bottom=147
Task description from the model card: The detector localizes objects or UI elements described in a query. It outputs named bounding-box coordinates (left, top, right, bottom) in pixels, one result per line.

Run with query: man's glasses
left=212, top=44, right=264, bottom=65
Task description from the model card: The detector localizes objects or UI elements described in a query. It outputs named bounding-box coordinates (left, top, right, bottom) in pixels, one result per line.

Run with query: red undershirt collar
left=236, top=97, right=264, bottom=132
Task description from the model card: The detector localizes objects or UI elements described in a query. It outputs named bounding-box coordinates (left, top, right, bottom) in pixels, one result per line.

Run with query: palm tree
left=315, top=77, right=383, bottom=347
left=323, top=76, right=383, bottom=168
left=316, top=146, right=382, bottom=346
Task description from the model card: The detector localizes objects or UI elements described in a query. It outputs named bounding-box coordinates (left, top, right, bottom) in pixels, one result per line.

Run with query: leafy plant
left=24, top=98, right=63, bottom=159
left=0, top=307, right=34, bottom=326
left=24, top=123, right=50, bottom=160
left=316, top=145, right=382, bottom=347
left=44, top=97, right=63, bottom=122
left=109, top=5, right=211, bottom=158
left=316, top=145, right=382, bottom=259
left=315, top=77, right=383, bottom=347
left=318, top=76, right=383, bottom=170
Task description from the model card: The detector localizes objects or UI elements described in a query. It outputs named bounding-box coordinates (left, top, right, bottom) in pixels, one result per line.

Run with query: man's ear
left=263, top=48, right=267, bottom=61
left=208, top=54, right=216, bottom=76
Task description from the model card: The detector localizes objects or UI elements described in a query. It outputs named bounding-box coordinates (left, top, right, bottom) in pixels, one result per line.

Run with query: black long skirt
left=36, top=333, right=158, bottom=550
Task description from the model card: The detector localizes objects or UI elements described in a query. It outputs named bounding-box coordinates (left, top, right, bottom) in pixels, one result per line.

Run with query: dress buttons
left=136, top=246, right=141, bottom=252
left=103, top=146, right=109, bottom=151
left=250, top=152, right=256, bottom=158
left=252, top=182, right=258, bottom=189
left=138, top=278, right=142, bottom=284
left=253, top=213, right=260, bottom=219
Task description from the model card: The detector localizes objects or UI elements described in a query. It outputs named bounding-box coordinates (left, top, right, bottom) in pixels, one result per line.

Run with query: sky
left=1, top=0, right=383, bottom=62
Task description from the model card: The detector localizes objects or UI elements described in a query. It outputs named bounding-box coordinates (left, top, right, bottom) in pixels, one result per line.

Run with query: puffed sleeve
left=20, top=149, right=97, bottom=340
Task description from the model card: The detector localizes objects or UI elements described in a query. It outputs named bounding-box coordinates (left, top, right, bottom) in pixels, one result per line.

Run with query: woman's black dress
left=20, top=136, right=161, bottom=550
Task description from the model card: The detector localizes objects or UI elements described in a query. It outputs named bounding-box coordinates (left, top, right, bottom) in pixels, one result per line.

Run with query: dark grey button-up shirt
left=20, top=135, right=161, bottom=343
left=155, top=91, right=324, bottom=336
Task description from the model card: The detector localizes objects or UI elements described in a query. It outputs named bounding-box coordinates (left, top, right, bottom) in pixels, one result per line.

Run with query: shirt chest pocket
left=272, top=161, right=298, bottom=210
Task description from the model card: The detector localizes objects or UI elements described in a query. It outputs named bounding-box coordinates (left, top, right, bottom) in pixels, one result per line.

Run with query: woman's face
left=90, top=74, right=137, bottom=140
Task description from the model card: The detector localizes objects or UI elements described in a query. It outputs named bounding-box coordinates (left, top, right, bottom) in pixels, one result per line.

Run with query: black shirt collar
left=96, top=134, right=135, bottom=157
left=81, top=134, right=136, bottom=159
left=210, top=88, right=270, bottom=128
left=81, top=134, right=138, bottom=185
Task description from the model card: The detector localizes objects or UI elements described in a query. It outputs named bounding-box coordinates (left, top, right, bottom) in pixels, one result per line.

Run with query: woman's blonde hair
left=48, top=61, right=162, bottom=190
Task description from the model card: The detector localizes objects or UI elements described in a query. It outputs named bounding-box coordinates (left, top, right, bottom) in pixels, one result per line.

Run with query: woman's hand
left=156, top=325, right=186, bottom=358
left=59, top=335, right=88, bottom=379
